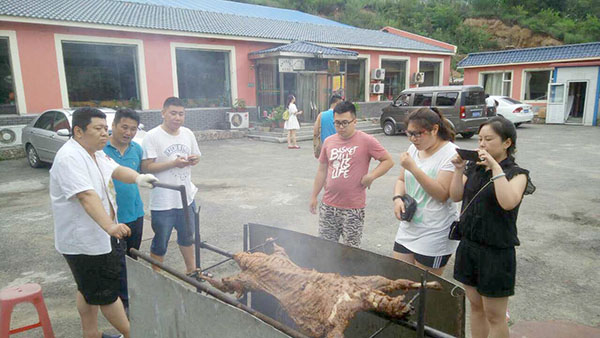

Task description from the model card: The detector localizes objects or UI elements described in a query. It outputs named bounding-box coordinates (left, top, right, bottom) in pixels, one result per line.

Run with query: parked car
left=380, top=85, right=493, bottom=139
left=21, top=108, right=145, bottom=168
left=489, top=96, right=534, bottom=127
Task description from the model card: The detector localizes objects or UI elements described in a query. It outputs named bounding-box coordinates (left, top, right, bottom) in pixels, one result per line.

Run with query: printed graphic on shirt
left=164, top=143, right=191, bottom=181
left=329, top=146, right=358, bottom=179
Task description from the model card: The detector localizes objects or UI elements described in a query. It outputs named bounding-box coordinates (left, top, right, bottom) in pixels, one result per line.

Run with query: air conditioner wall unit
left=412, top=72, right=425, bottom=84
left=228, top=112, right=249, bottom=129
left=370, top=83, right=385, bottom=95
left=371, top=68, right=385, bottom=81
left=0, top=125, right=26, bottom=148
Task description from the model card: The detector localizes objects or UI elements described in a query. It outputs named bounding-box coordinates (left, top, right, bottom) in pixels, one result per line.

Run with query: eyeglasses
left=334, top=119, right=355, bottom=127
left=405, top=130, right=429, bottom=138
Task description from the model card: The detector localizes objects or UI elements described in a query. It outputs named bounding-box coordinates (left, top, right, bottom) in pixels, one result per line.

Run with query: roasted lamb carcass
left=202, top=242, right=441, bottom=338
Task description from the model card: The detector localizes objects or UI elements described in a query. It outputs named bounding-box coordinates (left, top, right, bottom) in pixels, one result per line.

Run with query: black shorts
left=393, top=242, right=451, bottom=269
left=63, top=245, right=122, bottom=305
left=453, top=240, right=516, bottom=298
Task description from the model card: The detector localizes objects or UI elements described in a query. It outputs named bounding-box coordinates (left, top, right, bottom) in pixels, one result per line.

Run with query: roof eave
left=457, top=56, right=600, bottom=69
left=249, top=50, right=358, bottom=60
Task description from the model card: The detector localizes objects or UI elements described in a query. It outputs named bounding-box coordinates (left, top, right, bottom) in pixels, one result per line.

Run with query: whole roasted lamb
left=202, top=241, right=441, bottom=338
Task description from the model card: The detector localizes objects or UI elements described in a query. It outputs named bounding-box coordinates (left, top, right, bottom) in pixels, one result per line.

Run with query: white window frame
left=379, top=55, right=410, bottom=98
left=0, top=30, right=26, bottom=114
left=520, top=67, right=553, bottom=103
left=170, top=42, right=237, bottom=106
left=478, top=70, right=513, bottom=97
left=417, top=57, right=444, bottom=87
left=356, top=53, right=371, bottom=102
left=54, top=34, right=149, bottom=110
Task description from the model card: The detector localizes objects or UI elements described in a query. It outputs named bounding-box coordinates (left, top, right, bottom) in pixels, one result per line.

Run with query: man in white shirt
left=50, top=107, right=157, bottom=338
left=485, top=94, right=498, bottom=115
left=142, top=97, right=201, bottom=275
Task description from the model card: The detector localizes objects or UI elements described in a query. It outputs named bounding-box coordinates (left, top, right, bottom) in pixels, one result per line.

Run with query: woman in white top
left=392, top=108, right=459, bottom=276
left=284, top=94, right=302, bottom=149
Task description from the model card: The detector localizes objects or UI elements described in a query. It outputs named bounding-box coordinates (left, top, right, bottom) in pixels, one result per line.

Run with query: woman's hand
left=451, top=154, right=467, bottom=171
left=297, top=110, right=303, bottom=115
left=394, top=198, right=405, bottom=220
left=399, top=152, right=417, bottom=172
left=477, top=149, right=501, bottom=171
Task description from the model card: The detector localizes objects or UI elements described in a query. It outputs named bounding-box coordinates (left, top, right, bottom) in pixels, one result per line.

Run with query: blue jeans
left=150, top=202, right=196, bottom=256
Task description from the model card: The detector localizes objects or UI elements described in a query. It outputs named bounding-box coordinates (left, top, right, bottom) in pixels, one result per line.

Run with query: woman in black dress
left=449, top=116, right=534, bottom=338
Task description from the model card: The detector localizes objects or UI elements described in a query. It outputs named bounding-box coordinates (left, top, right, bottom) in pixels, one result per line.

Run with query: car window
left=463, top=91, right=485, bottom=106
left=413, top=93, right=433, bottom=106
left=502, top=97, right=522, bottom=105
left=53, top=112, right=70, bottom=132
left=34, top=112, right=55, bottom=131
left=395, top=94, right=411, bottom=106
left=436, top=92, right=458, bottom=106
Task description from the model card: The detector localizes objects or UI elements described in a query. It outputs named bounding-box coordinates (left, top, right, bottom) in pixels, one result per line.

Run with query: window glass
left=382, top=60, right=407, bottom=101
left=256, top=60, right=280, bottom=111
left=53, top=112, right=70, bottom=131
left=346, top=59, right=365, bottom=102
left=435, top=92, right=458, bottom=106
left=34, top=112, right=55, bottom=131
left=62, top=42, right=140, bottom=109
left=0, top=37, right=16, bottom=114
left=176, top=48, right=231, bottom=108
left=482, top=72, right=512, bottom=96
left=463, top=91, right=485, bottom=106
left=419, top=61, right=441, bottom=86
left=524, top=70, right=551, bottom=100
left=413, top=93, right=433, bottom=106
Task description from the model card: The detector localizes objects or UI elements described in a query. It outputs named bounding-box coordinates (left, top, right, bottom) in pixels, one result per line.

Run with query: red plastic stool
left=0, top=283, right=54, bottom=338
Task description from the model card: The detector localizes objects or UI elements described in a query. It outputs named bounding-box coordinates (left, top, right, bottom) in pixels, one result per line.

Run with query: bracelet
left=491, top=173, right=506, bottom=181
left=392, top=195, right=403, bottom=201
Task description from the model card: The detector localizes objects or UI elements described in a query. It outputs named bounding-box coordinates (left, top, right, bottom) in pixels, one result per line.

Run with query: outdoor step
left=247, top=121, right=382, bottom=143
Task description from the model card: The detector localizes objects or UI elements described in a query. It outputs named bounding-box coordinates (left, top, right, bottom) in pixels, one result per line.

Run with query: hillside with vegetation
left=240, top=0, right=600, bottom=68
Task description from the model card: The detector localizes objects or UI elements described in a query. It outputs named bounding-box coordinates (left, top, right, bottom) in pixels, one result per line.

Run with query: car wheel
left=460, top=132, right=475, bottom=139
left=26, top=144, right=42, bottom=168
left=383, top=121, right=396, bottom=136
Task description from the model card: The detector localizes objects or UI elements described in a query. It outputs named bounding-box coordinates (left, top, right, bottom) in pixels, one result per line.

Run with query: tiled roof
left=250, top=41, right=358, bottom=58
left=117, top=0, right=349, bottom=27
left=457, top=42, right=600, bottom=68
left=0, top=0, right=452, bottom=53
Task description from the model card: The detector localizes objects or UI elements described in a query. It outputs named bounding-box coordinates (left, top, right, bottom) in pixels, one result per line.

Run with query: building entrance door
left=296, top=73, right=328, bottom=122
left=566, top=81, right=587, bottom=124
left=546, top=83, right=566, bottom=124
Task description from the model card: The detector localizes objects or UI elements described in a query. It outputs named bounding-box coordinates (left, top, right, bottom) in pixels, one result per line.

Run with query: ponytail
left=406, top=108, right=455, bottom=142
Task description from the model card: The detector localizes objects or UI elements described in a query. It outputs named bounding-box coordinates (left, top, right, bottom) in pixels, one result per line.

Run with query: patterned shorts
left=318, top=203, right=365, bottom=247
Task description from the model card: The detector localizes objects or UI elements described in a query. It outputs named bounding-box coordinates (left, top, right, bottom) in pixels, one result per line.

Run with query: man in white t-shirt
left=50, top=107, right=157, bottom=338
left=485, top=94, right=498, bottom=115
left=142, top=97, right=201, bottom=275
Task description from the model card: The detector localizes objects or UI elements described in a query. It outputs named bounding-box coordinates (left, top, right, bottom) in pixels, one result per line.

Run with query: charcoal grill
left=129, top=183, right=464, bottom=338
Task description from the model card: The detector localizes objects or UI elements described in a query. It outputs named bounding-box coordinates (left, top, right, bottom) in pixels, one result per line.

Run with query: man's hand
left=136, top=173, right=159, bottom=188
left=187, top=155, right=200, bottom=166
left=173, top=156, right=190, bottom=168
left=360, top=173, right=375, bottom=189
left=309, top=197, right=319, bottom=214
left=399, top=152, right=416, bottom=172
left=106, top=223, right=131, bottom=239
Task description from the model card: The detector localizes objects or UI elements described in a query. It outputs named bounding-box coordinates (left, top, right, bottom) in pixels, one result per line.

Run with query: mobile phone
left=456, top=148, right=480, bottom=162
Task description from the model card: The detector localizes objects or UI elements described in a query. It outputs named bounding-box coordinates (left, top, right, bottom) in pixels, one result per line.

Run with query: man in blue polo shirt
left=312, top=94, right=342, bottom=158
left=104, top=108, right=145, bottom=313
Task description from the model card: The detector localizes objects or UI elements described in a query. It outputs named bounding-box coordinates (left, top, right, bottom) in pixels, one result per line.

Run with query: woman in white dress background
left=284, top=94, right=302, bottom=149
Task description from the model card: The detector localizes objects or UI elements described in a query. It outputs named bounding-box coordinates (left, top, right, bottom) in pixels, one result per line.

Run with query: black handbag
left=448, top=179, right=494, bottom=240
left=399, top=194, right=417, bottom=222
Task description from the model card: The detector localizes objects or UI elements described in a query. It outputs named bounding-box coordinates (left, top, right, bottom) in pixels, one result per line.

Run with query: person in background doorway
left=50, top=107, right=157, bottom=338
left=103, top=108, right=145, bottom=315
left=312, top=94, right=343, bottom=158
left=284, top=94, right=302, bottom=149
left=392, top=108, right=458, bottom=276
left=309, top=101, right=394, bottom=247
left=141, top=97, right=201, bottom=276
left=449, top=116, right=535, bottom=338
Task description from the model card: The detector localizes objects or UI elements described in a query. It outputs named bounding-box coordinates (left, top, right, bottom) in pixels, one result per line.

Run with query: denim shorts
left=150, top=201, right=196, bottom=256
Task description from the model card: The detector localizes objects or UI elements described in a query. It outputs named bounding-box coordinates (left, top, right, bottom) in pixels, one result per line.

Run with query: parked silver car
left=21, top=108, right=145, bottom=168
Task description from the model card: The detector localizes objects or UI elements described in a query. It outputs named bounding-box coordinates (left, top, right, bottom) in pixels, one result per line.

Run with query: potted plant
left=268, top=105, right=285, bottom=128
left=232, top=98, right=247, bottom=112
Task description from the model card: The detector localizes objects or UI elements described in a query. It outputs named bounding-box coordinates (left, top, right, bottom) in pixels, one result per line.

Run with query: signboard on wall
left=278, top=59, right=305, bottom=72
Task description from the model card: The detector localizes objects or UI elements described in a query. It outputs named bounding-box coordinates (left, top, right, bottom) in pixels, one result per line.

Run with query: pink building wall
left=0, top=21, right=455, bottom=114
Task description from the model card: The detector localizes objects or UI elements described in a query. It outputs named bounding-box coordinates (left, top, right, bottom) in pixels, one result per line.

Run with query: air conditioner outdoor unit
left=412, top=72, right=425, bottom=84
left=0, top=125, right=26, bottom=148
left=228, top=112, right=249, bottom=129
left=370, top=83, right=385, bottom=95
left=371, top=68, right=386, bottom=81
